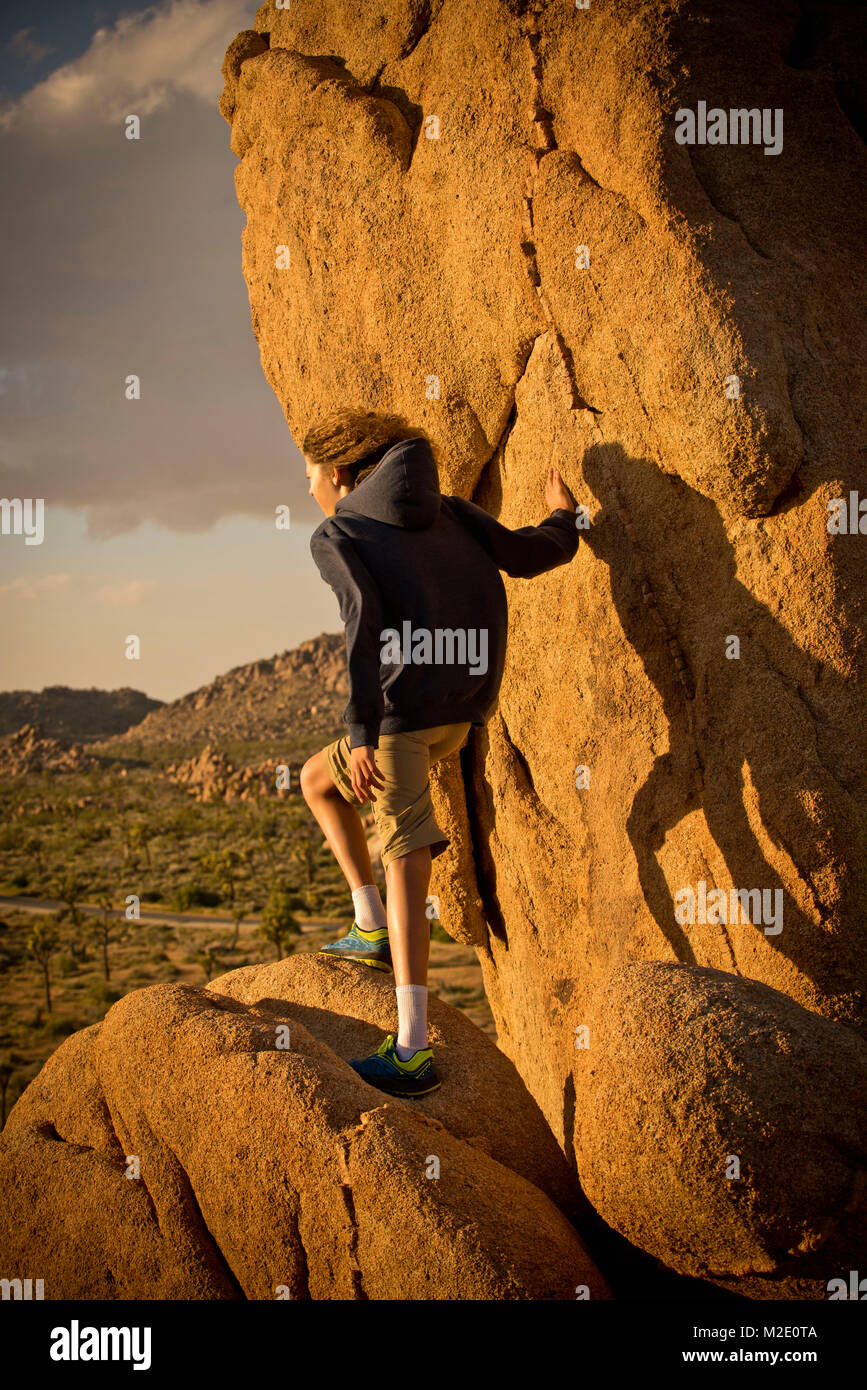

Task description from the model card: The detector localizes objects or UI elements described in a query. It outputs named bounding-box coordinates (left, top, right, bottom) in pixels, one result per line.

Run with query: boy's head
left=303, top=408, right=427, bottom=516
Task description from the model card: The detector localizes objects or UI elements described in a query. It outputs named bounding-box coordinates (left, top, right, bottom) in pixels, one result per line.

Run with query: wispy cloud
left=0, top=572, right=71, bottom=600
left=0, top=0, right=296, bottom=542
left=0, top=0, right=248, bottom=130
left=4, top=28, right=56, bottom=69
left=93, top=578, right=158, bottom=607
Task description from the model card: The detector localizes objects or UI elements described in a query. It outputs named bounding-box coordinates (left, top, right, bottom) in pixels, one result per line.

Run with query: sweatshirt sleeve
left=445, top=496, right=580, bottom=578
left=310, top=528, right=385, bottom=749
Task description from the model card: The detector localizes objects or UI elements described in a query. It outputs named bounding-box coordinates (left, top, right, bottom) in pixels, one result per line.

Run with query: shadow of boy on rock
left=579, top=442, right=865, bottom=1029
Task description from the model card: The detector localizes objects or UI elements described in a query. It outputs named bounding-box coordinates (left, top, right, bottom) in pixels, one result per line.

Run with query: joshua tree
left=258, top=886, right=300, bottom=962
left=228, top=894, right=253, bottom=951
left=201, top=846, right=252, bottom=949
left=197, top=944, right=220, bottom=983
left=26, top=919, right=60, bottom=1013
left=120, top=819, right=141, bottom=872
left=248, top=807, right=281, bottom=873
left=289, top=820, right=323, bottom=887
left=92, top=893, right=121, bottom=981
left=23, top=833, right=44, bottom=880
left=127, top=821, right=153, bottom=870
left=56, top=872, right=86, bottom=929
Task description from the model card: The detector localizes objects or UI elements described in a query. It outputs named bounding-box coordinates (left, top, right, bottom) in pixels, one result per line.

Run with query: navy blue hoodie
left=309, top=436, right=579, bottom=748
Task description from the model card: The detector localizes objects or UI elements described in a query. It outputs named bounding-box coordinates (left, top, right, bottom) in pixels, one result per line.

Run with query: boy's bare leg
left=300, top=751, right=374, bottom=891
left=385, top=846, right=432, bottom=985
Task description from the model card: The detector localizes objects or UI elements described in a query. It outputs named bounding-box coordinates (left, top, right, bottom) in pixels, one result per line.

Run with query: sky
left=0, top=0, right=342, bottom=703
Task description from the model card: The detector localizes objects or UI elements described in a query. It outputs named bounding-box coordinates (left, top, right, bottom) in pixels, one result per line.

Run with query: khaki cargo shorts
left=324, top=722, right=472, bottom=870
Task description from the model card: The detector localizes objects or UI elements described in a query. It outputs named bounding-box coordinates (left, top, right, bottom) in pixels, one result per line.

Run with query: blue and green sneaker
left=319, top=922, right=392, bottom=973
left=349, top=1032, right=440, bottom=1097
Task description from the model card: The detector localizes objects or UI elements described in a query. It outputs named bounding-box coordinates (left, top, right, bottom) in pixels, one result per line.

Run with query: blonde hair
left=302, top=409, right=428, bottom=481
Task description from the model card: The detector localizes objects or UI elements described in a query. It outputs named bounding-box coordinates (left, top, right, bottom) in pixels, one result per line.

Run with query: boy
left=300, top=410, right=578, bottom=1097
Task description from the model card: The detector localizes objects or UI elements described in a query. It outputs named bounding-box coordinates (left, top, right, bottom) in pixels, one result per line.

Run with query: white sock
left=395, top=984, right=428, bottom=1059
left=351, top=884, right=387, bottom=934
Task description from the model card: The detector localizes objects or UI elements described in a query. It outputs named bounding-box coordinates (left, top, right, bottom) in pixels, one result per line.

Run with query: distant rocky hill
left=0, top=686, right=161, bottom=742
left=98, top=632, right=348, bottom=749
left=0, top=723, right=99, bottom=776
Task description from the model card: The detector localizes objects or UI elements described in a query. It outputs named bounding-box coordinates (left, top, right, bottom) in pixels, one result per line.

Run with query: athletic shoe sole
left=364, top=1076, right=441, bottom=1097
left=318, top=947, right=393, bottom=973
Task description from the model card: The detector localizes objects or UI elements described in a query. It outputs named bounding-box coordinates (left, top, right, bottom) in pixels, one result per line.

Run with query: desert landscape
left=0, top=634, right=495, bottom=1120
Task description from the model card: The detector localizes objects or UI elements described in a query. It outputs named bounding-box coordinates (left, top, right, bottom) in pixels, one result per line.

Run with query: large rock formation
left=165, top=743, right=297, bottom=803
left=575, top=962, right=867, bottom=1299
left=217, top=0, right=867, bottom=1288
left=0, top=956, right=608, bottom=1299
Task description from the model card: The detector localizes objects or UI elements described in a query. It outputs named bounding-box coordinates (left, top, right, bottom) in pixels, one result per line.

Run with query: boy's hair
left=302, top=409, right=428, bottom=482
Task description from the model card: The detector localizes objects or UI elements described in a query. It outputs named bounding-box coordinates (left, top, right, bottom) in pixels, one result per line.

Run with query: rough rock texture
left=575, top=962, right=867, bottom=1299
left=218, top=0, right=867, bottom=1286
left=165, top=743, right=294, bottom=803
left=0, top=956, right=608, bottom=1300
left=0, top=723, right=98, bottom=775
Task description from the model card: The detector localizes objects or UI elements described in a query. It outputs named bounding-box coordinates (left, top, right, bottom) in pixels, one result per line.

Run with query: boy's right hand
left=350, top=745, right=386, bottom=804
left=545, top=466, right=576, bottom=512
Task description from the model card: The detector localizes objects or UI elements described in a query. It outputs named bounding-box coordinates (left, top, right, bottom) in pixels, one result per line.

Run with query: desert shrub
left=42, top=1016, right=79, bottom=1038
left=171, top=884, right=220, bottom=911
left=85, top=981, right=122, bottom=1008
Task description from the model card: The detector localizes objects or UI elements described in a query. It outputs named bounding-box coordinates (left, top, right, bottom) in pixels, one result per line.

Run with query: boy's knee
left=300, top=753, right=328, bottom=802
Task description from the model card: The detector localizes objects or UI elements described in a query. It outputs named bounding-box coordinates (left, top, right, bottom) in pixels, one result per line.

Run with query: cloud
left=93, top=578, right=159, bottom=607
left=0, top=0, right=249, bottom=130
left=0, top=0, right=306, bottom=541
left=0, top=572, right=71, bottom=600
left=5, top=28, right=56, bottom=69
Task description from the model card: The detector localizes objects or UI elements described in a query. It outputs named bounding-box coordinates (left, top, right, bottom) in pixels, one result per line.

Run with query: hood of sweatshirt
left=334, top=436, right=441, bottom=530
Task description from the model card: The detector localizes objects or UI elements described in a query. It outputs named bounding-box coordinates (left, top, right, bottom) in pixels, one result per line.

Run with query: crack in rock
left=514, top=12, right=701, bottom=793
left=337, top=1134, right=368, bottom=1300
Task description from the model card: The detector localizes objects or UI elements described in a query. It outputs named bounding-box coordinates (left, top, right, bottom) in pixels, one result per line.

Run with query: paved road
left=0, top=894, right=340, bottom=935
